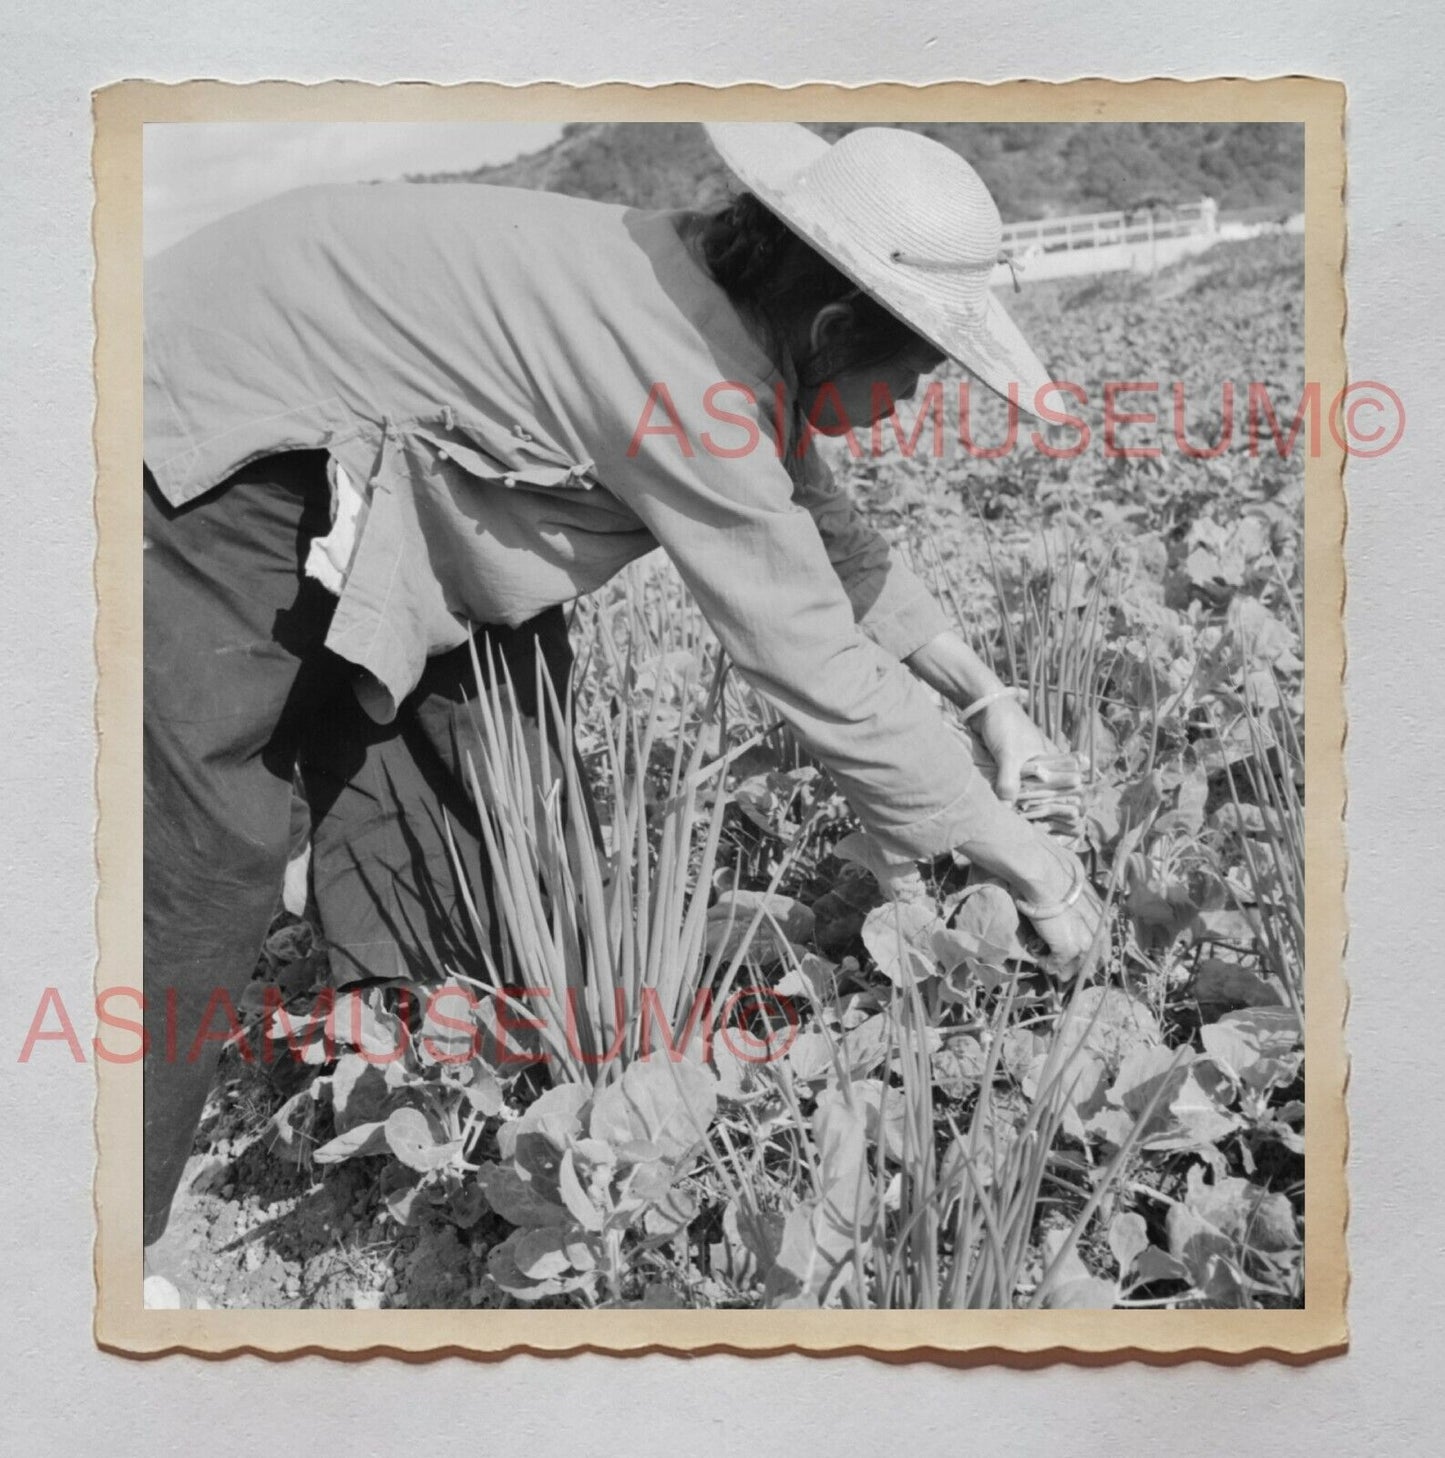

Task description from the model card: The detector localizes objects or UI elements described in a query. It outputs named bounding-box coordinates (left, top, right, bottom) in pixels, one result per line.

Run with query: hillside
left=409, top=120, right=1303, bottom=222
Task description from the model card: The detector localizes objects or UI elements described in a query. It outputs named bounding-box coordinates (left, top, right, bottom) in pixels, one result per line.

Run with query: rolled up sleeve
left=586, top=381, right=996, bottom=864
left=792, top=451, right=952, bottom=662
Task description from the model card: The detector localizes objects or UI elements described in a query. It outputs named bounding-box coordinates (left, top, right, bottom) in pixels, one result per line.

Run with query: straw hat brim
left=705, top=123, right=1055, bottom=418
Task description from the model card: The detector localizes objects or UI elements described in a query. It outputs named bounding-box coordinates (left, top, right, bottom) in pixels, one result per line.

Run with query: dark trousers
left=143, top=450, right=572, bottom=1246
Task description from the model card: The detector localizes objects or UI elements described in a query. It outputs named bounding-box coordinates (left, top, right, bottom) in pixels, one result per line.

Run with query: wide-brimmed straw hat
left=704, top=122, right=1054, bottom=416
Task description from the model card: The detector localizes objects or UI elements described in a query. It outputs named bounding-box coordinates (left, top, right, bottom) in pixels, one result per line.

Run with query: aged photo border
left=93, top=76, right=1347, bottom=1361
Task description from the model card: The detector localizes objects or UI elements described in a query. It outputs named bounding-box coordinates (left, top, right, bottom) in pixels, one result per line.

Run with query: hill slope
left=410, top=121, right=1303, bottom=221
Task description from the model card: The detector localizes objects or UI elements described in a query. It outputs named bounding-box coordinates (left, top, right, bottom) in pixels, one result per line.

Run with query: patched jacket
left=144, top=180, right=996, bottom=861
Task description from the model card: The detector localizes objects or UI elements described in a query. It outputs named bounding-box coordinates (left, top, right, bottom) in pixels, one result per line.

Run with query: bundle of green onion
left=970, top=745, right=1091, bottom=849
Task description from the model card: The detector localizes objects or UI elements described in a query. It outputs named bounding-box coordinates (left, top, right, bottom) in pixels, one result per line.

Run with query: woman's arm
left=780, top=458, right=1098, bottom=958
left=904, top=628, right=1061, bottom=803
left=902, top=627, right=1005, bottom=704
left=789, top=449, right=952, bottom=662
left=588, top=384, right=1083, bottom=914
left=791, top=455, right=1063, bottom=805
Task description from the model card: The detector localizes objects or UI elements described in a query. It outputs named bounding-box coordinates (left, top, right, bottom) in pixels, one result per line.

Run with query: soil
left=148, top=916, right=504, bottom=1311
left=149, top=1044, right=502, bottom=1309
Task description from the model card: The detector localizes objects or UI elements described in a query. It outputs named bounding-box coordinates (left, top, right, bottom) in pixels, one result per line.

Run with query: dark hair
left=698, top=191, right=923, bottom=386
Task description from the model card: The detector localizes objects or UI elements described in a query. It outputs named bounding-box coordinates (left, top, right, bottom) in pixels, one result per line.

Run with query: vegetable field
left=158, top=234, right=1308, bottom=1311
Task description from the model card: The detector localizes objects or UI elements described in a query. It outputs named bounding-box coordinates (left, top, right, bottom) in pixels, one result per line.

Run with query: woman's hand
left=972, top=693, right=1060, bottom=803
left=1011, top=823, right=1106, bottom=976
left=1026, top=868, right=1106, bottom=976
left=902, top=633, right=1063, bottom=802
left=902, top=632, right=1106, bottom=973
left=951, top=802, right=1106, bottom=979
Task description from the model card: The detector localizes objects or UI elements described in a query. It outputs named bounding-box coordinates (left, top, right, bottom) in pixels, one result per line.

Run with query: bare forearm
left=904, top=629, right=1073, bottom=902
left=905, top=629, right=1008, bottom=709
left=951, top=791, right=1071, bottom=902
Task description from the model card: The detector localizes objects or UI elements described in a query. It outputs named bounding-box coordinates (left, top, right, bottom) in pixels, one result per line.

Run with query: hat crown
left=794, top=127, right=1003, bottom=273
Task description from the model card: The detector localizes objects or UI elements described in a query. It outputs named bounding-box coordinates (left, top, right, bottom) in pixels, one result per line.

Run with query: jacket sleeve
left=583, top=375, right=998, bottom=864
left=791, top=449, right=953, bottom=662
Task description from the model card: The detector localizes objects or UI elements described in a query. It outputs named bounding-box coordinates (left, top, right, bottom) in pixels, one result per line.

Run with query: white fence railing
left=994, top=197, right=1225, bottom=284
left=1001, top=197, right=1220, bottom=256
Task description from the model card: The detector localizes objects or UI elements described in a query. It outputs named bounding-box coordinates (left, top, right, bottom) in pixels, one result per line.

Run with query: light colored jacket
left=144, top=180, right=995, bottom=860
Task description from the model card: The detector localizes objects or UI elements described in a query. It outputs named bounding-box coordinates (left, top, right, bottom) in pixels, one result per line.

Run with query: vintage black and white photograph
left=111, top=93, right=1339, bottom=1335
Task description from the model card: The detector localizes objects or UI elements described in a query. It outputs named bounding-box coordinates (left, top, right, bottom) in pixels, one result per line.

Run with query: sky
left=142, top=122, right=565, bottom=256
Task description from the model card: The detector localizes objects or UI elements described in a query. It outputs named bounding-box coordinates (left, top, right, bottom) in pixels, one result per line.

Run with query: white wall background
left=2, top=4, right=1441, bottom=1453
